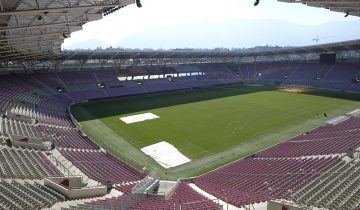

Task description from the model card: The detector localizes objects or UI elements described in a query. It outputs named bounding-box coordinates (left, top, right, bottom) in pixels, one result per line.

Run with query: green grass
left=71, top=84, right=360, bottom=180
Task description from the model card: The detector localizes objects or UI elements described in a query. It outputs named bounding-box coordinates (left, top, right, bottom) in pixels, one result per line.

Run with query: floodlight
left=136, top=0, right=142, bottom=8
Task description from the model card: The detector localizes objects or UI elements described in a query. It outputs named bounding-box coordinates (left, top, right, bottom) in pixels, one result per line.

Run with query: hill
left=115, top=20, right=360, bottom=49
left=64, top=39, right=110, bottom=50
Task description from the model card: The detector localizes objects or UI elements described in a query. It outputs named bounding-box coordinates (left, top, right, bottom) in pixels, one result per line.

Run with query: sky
left=62, top=0, right=359, bottom=49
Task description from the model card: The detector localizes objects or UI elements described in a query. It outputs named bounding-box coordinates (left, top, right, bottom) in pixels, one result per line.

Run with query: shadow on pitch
left=71, top=84, right=275, bottom=122
left=301, top=89, right=360, bottom=102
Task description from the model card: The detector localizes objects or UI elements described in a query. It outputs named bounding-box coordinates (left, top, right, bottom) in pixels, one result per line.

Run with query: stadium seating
left=94, top=70, right=121, bottom=84
left=35, top=124, right=99, bottom=149
left=16, top=62, right=360, bottom=105
left=3, top=118, right=98, bottom=150
left=0, top=146, right=62, bottom=179
left=0, top=180, right=65, bottom=210
left=114, top=182, right=138, bottom=194
left=140, top=66, right=177, bottom=76
left=83, top=182, right=222, bottom=210
left=1, top=62, right=360, bottom=209
left=195, top=156, right=338, bottom=206
left=59, top=148, right=144, bottom=184
left=290, top=159, right=360, bottom=209
left=256, top=117, right=360, bottom=157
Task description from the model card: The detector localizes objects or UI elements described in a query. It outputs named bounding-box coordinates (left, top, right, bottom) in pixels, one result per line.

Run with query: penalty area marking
left=141, top=141, right=191, bottom=169
left=120, top=113, right=159, bottom=124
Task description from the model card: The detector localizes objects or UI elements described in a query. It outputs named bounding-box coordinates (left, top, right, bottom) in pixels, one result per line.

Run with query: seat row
left=0, top=179, right=65, bottom=210
left=76, top=182, right=222, bottom=210
left=195, top=156, right=339, bottom=207
left=3, top=118, right=98, bottom=150
left=0, top=146, right=62, bottom=179
left=290, top=159, right=360, bottom=210
left=60, top=149, right=144, bottom=184
left=256, top=117, right=360, bottom=158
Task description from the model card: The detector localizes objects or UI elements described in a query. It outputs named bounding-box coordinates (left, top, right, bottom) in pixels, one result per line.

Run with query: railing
left=165, top=179, right=180, bottom=200
left=91, top=193, right=147, bottom=210
left=132, top=170, right=158, bottom=194
left=49, top=153, right=100, bottom=186
left=67, top=104, right=81, bottom=130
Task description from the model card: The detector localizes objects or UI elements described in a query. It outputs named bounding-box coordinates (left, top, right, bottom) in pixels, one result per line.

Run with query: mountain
left=64, top=39, right=110, bottom=50
left=115, top=20, right=360, bottom=49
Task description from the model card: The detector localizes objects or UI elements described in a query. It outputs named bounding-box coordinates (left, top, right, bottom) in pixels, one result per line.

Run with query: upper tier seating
left=144, top=66, right=177, bottom=75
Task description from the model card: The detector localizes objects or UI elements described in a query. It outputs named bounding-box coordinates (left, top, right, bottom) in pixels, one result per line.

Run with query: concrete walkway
left=45, top=149, right=100, bottom=187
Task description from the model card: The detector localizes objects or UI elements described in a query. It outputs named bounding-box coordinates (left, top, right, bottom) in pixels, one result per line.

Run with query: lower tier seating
left=68, top=182, right=222, bottom=210
left=60, top=148, right=144, bottom=184
left=194, top=156, right=339, bottom=207
left=0, top=180, right=65, bottom=210
left=290, top=159, right=360, bottom=210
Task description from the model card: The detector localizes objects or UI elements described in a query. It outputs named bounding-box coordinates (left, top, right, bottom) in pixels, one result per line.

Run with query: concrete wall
left=6, top=112, right=32, bottom=123
left=44, top=177, right=106, bottom=199
left=47, top=176, right=83, bottom=188
left=68, top=104, right=81, bottom=130
left=164, top=180, right=180, bottom=200
left=10, top=134, right=49, bottom=150
left=267, top=201, right=305, bottom=210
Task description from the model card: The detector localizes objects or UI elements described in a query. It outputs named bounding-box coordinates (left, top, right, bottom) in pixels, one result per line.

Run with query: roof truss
left=278, top=0, right=360, bottom=17
left=0, top=0, right=136, bottom=62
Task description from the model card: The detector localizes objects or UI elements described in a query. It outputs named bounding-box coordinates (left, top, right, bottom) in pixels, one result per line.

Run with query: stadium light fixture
left=254, top=0, right=260, bottom=6
left=136, top=0, right=142, bottom=8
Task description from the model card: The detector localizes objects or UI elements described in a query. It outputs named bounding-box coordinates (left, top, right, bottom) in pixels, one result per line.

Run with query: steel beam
left=0, top=0, right=135, bottom=16
left=0, top=32, right=65, bottom=42
left=0, top=43, right=59, bottom=54
left=0, top=39, right=63, bottom=49
left=0, top=20, right=86, bottom=32
left=279, top=0, right=359, bottom=3
left=0, top=52, right=55, bottom=61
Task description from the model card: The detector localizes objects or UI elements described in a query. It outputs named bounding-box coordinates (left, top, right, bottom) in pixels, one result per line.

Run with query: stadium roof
left=279, top=0, right=360, bottom=17
left=0, top=0, right=135, bottom=62
left=58, top=39, right=360, bottom=61
left=0, top=0, right=359, bottom=64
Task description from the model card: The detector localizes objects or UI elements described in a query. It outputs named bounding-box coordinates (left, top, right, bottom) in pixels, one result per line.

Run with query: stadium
left=1, top=0, right=360, bottom=209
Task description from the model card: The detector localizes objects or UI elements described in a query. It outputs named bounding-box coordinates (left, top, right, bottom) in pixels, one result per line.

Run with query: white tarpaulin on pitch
left=141, top=141, right=191, bottom=168
left=120, top=113, right=159, bottom=124
left=326, top=116, right=348, bottom=125
left=348, top=109, right=360, bottom=116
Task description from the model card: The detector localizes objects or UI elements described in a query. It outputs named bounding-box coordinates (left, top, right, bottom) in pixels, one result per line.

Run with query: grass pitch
left=71, top=84, right=360, bottom=180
